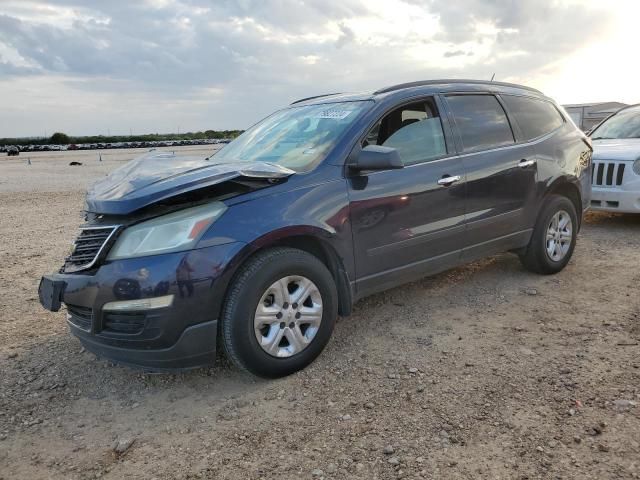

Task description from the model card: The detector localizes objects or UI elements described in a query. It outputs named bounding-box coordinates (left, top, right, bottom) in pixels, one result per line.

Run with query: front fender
left=198, top=178, right=353, bottom=273
left=194, top=178, right=355, bottom=318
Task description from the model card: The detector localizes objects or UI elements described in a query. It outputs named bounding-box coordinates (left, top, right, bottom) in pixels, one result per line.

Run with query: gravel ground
left=1, top=147, right=639, bottom=479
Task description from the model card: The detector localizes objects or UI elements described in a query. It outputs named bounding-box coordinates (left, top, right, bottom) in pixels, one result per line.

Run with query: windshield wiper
left=591, top=136, right=614, bottom=140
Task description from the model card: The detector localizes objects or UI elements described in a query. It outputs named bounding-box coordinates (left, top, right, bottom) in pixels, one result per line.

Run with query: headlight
left=107, top=202, right=227, bottom=260
left=633, top=158, right=640, bottom=176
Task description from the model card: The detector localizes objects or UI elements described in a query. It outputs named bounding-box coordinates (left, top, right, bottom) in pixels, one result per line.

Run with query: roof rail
left=374, top=79, right=542, bottom=95
left=290, top=93, right=343, bottom=105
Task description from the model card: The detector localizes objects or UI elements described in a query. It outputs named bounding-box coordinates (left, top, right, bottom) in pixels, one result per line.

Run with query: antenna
left=490, top=73, right=496, bottom=82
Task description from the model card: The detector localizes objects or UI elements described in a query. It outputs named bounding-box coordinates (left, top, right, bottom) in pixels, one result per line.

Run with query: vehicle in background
left=7, top=146, right=19, bottom=156
left=563, top=102, right=628, bottom=132
left=588, top=104, right=640, bottom=213
left=38, top=79, right=592, bottom=378
left=3, top=138, right=229, bottom=152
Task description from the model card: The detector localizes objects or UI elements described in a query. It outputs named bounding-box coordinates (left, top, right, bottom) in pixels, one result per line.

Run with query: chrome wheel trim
left=253, top=275, right=323, bottom=358
left=545, top=210, right=572, bottom=262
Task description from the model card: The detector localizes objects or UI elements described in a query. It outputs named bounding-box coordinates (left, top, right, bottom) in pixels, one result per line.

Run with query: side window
left=446, top=95, right=515, bottom=152
left=363, top=99, right=447, bottom=165
left=501, top=95, right=564, bottom=141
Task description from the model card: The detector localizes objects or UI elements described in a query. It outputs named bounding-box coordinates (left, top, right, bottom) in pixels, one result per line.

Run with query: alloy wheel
left=545, top=210, right=572, bottom=262
left=253, top=276, right=323, bottom=358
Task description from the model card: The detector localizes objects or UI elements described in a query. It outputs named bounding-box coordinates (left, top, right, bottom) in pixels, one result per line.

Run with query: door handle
left=519, top=159, right=536, bottom=168
left=437, top=175, right=461, bottom=186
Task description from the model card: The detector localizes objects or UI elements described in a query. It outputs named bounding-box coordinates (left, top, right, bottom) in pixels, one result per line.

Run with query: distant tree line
left=0, top=130, right=244, bottom=147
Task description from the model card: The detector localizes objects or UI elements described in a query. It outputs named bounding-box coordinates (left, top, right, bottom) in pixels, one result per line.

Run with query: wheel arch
left=219, top=228, right=354, bottom=319
left=545, top=179, right=583, bottom=229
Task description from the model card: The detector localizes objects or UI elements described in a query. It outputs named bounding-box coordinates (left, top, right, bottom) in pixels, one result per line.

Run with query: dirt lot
left=1, top=147, right=639, bottom=479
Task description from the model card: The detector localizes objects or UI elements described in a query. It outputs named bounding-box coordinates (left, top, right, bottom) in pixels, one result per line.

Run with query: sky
left=0, top=0, right=638, bottom=138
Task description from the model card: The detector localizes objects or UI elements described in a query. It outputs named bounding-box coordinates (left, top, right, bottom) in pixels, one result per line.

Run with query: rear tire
left=220, top=247, right=338, bottom=378
left=519, top=194, right=577, bottom=274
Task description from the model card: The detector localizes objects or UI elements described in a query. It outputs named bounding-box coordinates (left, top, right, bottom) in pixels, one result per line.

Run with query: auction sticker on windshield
left=314, top=109, right=354, bottom=120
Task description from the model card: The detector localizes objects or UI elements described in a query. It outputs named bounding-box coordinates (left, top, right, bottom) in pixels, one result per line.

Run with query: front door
left=348, top=98, right=467, bottom=297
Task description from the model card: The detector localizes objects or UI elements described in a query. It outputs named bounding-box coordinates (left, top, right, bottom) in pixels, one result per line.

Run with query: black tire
left=220, top=247, right=338, bottom=378
left=519, top=194, right=578, bottom=274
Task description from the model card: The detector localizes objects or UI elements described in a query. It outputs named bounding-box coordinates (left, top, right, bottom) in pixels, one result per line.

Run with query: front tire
left=220, top=247, right=338, bottom=378
left=519, top=194, right=578, bottom=274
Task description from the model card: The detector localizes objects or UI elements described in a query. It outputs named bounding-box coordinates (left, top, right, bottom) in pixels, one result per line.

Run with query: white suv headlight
left=107, top=202, right=227, bottom=260
left=633, top=158, right=640, bottom=176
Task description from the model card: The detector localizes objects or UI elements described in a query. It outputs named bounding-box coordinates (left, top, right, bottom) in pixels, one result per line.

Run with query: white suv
left=590, top=104, right=640, bottom=213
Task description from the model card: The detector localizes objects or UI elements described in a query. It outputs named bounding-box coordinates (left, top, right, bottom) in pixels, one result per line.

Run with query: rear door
left=348, top=97, right=467, bottom=297
left=442, top=93, right=537, bottom=259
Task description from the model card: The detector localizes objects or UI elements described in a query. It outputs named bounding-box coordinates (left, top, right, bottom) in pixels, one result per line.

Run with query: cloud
left=0, top=0, right=617, bottom=136
left=335, top=22, right=356, bottom=48
left=0, top=54, right=40, bottom=75
left=443, top=50, right=471, bottom=58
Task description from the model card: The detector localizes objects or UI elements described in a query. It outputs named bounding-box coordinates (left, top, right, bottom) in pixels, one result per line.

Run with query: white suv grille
left=592, top=161, right=625, bottom=187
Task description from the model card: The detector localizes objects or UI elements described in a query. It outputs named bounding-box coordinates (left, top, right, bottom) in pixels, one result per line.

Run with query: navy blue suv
left=39, top=80, right=592, bottom=377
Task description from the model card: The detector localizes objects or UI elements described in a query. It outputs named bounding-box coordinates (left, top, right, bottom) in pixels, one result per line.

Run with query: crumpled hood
left=592, top=139, right=640, bottom=162
left=85, top=152, right=295, bottom=215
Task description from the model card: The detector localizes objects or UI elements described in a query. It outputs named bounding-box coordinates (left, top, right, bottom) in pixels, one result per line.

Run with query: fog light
left=102, top=295, right=174, bottom=312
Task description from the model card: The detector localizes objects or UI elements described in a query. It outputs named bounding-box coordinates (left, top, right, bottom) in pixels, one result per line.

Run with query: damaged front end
left=86, top=151, right=295, bottom=215
left=38, top=151, right=296, bottom=369
left=62, top=152, right=295, bottom=275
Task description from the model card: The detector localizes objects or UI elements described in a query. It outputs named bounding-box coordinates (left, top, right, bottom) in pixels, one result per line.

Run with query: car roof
left=291, top=79, right=548, bottom=106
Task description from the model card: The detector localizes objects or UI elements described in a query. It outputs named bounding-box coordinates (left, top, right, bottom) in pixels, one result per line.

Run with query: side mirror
left=351, top=145, right=404, bottom=171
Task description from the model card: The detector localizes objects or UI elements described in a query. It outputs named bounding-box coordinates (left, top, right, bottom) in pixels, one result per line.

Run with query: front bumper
left=591, top=186, right=640, bottom=213
left=39, top=242, right=245, bottom=370
left=75, top=320, right=218, bottom=370
left=590, top=161, right=640, bottom=213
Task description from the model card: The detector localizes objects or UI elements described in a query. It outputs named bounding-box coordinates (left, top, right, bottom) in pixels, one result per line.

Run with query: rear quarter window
left=446, top=94, right=515, bottom=152
left=502, top=95, right=564, bottom=141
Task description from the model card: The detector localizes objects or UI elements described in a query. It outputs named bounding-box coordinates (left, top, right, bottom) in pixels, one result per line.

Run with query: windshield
left=211, top=100, right=372, bottom=171
left=591, top=107, right=640, bottom=140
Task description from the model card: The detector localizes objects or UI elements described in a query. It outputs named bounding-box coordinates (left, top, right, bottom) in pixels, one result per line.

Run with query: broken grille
left=64, top=226, right=120, bottom=273
left=591, top=161, right=626, bottom=187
